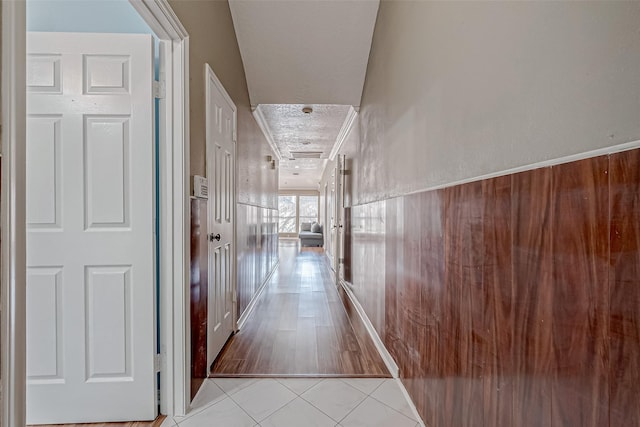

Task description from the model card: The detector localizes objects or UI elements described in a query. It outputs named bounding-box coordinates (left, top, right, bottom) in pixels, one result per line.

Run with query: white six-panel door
left=26, top=32, right=155, bottom=424
left=205, top=64, right=236, bottom=371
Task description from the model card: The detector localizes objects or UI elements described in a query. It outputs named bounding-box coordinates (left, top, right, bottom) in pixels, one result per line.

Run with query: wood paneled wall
left=190, top=198, right=209, bottom=398
left=236, top=203, right=279, bottom=317
left=351, top=149, right=640, bottom=426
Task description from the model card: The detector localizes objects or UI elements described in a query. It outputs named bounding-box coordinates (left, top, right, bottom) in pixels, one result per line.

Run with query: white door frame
left=1, top=2, right=27, bottom=426
left=129, top=1, right=191, bottom=417
left=1, top=1, right=192, bottom=424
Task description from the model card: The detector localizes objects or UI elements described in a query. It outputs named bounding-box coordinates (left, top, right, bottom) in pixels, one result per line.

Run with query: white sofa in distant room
left=299, top=222, right=324, bottom=247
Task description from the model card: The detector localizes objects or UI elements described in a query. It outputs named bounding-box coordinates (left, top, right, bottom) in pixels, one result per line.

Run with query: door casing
left=1, top=2, right=28, bottom=426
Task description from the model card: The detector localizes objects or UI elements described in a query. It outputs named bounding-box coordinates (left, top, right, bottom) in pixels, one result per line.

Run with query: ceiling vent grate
left=290, top=151, right=323, bottom=159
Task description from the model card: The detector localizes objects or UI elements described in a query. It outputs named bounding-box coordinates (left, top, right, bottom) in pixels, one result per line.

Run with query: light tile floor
left=162, top=378, right=424, bottom=427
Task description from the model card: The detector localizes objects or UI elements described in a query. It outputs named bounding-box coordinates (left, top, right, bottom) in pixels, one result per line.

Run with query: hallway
left=167, top=240, right=419, bottom=426
left=211, top=240, right=389, bottom=377
left=6, top=1, right=640, bottom=425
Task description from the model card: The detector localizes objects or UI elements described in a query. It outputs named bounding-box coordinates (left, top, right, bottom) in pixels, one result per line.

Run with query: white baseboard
left=236, top=259, right=279, bottom=331
left=339, top=280, right=399, bottom=377
left=395, top=377, right=426, bottom=427
left=338, top=280, right=426, bottom=426
left=324, top=251, right=333, bottom=270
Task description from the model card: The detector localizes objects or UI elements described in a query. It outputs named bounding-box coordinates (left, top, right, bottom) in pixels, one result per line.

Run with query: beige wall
left=351, top=0, right=640, bottom=205
left=169, top=0, right=277, bottom=209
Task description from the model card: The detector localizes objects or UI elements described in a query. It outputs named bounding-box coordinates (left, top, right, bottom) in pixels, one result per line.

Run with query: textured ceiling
left=257, top=104, right=351, bottom=189
left=229, top=0, right=380, bottom=106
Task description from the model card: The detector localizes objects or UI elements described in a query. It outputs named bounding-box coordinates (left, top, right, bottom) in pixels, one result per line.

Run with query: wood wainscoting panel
left=190, top=198, right=209, bottom=398
left=482, top=175, right=514, bottom=426
left=236, top=204, right=256, bottom=317
left=417, top=189, right=446, bottom=427
left=551, top=156, right=609, bottom=427
left=443, top=181, right=485, bottom=427
left=384, top=196, right=403, bottom=370
left=511, top=167, right=554, bottom=427
left=236, top=204, right=279, bottom=321
left=352, top=201, right=387, bottom=337
left=343, top=207, right=352, bottom=283
left=348, top=147, right=640, bottom=426
left=609, top=149, right=640, bottom=426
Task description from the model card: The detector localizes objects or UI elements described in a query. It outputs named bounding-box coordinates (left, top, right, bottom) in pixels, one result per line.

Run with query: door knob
left=209, top=233, right=221, bottom=242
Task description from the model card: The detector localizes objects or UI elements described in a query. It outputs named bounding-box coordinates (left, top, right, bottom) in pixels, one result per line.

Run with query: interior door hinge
left=153, top=80, right=166, bottom=99
left=232, top=290, right=237, bottom=303
left=154, top=353, right=163, bottom=373
left=232, top=130, right=237, bottom=142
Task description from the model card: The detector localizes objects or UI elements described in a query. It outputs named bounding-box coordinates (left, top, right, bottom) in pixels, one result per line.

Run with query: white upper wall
left=353, top=1, right=640, bottom=204
left=229, top=0, right=379, bottom=106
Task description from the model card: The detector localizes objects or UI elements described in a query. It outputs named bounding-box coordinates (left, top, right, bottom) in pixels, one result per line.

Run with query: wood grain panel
left=351, top=202, right=386, bottom=337
left=511, top=168, right=553, bottom=427
left=190, top=198, right=208, bottom=399
left=441, top=186, right=464, bottom=427
left=236, top=203, right=255, bottom=316
left=346, top=149, right=640, bottom=427
left=609, top=149, right=640, bottom=426
left=384, top=197, right=402, bottom=365
left=551, top=156, right=609, bottom=427
left=236, top=204, right=279, bottom=319
left=386, top=193, right=429, bottom=423
left=481, top=175, right=514, bottom=426
left=418, top=189, right=445, bottom=427
left=442, top=181, right=484, bottom=427
left=343, top=207, right=352, bottom=283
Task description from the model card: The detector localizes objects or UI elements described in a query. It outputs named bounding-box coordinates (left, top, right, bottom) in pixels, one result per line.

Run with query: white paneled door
left=205, top=64, right=236, bottom=371
left=26, top=33, right=155, bottom=424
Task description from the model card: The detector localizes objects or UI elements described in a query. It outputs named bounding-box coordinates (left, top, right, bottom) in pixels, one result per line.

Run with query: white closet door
left=26, top=32, right=156, bottom=424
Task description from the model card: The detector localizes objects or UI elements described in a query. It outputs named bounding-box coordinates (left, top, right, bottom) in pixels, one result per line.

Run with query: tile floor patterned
left=164, top=378, right=422, bottom=427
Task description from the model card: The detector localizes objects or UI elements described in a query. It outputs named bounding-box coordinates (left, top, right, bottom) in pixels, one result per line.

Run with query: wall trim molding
left=236, top=260, right=280, bottom=331
left=252, top=106, right=282, bottom=161
left=339, top=280, right=399, bottom=378
left=1, top=2, right=27, bottom=426
left=394, top=378, right=426, bottom=427
left=329, top=106, right=358, bottom=161
left=354, top=139, right=640, bottom=207
left=130, top=0, right=188, bottom=40
left=324, top=252, right=334, bottom=270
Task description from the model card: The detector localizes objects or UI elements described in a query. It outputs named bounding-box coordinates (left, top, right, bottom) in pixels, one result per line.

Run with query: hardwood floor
left=210, top=240, right=390, bottom=377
